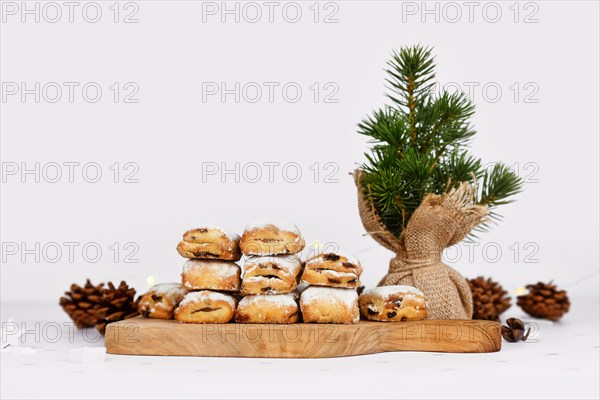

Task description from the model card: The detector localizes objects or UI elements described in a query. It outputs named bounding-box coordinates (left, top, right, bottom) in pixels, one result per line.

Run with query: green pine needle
left=359, top=45, right=523, bottom=237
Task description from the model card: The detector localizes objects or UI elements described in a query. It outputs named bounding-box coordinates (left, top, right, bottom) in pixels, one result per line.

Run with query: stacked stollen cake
left=174, top=226, right=242, bottom=323
left=136, top=220, right=428, bottom=325
left=235, top=220, right=305, bottom=324
left=299, top=252, right=363, bottom=324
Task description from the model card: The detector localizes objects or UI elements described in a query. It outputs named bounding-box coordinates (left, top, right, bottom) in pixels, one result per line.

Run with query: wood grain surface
left=105, top=317, right=501, bottom=358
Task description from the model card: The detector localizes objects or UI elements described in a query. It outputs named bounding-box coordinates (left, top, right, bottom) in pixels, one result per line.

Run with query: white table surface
left=1, top=298, right=599, bottom=400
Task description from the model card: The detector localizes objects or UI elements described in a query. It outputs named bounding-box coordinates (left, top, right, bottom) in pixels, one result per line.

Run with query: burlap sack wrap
left=354, top=170, right=489, bottom=319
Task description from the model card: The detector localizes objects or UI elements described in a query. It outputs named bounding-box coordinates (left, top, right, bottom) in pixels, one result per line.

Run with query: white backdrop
left=1, top=1, right=599, bottom=305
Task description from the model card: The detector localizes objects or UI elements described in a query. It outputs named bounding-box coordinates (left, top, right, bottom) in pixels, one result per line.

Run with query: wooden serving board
left=105, top=317, right=501, bottom=358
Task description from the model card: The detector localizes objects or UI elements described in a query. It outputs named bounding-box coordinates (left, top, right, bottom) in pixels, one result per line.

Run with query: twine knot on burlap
left=354, top=170, right=489, bottom=320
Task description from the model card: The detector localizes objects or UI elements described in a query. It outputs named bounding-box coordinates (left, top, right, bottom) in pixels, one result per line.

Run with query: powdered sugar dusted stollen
left=301, top=252, right=362, bottom=288
left=241, top=255, right=302, bottom=295
left=184, top=225, right=240, bottom=243
left=355, top=170, right=487, bottom=320
left=359, top=285, right=427, bottom=322
left=235, top=293, right=300, bottom=324
left=181, top=259, right=241, bottom=291
left=300, top=287, right=359, bottom=324
left=138, top=283, right=189, bottom=320
left=177, top=226, right=241, bottom=261
left=240, top=219, right=305, bottom=256
left=175, top=291, right=236, bottom=323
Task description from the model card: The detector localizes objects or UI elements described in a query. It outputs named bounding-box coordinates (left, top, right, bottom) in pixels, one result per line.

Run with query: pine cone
left=501, top=317, right=531, bottom=342
left=517, top=281, right=570, bottom=321
left=60, top=279, right=140, bottom=334
left=59, top=279, right=104, bottom=328
left=467, top=276, right=511, bottom=321
left=92, top=281, right=140, bottom=334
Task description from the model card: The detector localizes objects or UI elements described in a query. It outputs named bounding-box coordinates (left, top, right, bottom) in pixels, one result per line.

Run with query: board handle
left=374, top=320, right=502, bottom=353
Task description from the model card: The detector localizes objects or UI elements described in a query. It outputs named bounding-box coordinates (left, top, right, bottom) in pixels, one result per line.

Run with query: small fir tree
left=358, top=45, right=522, bottom=237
